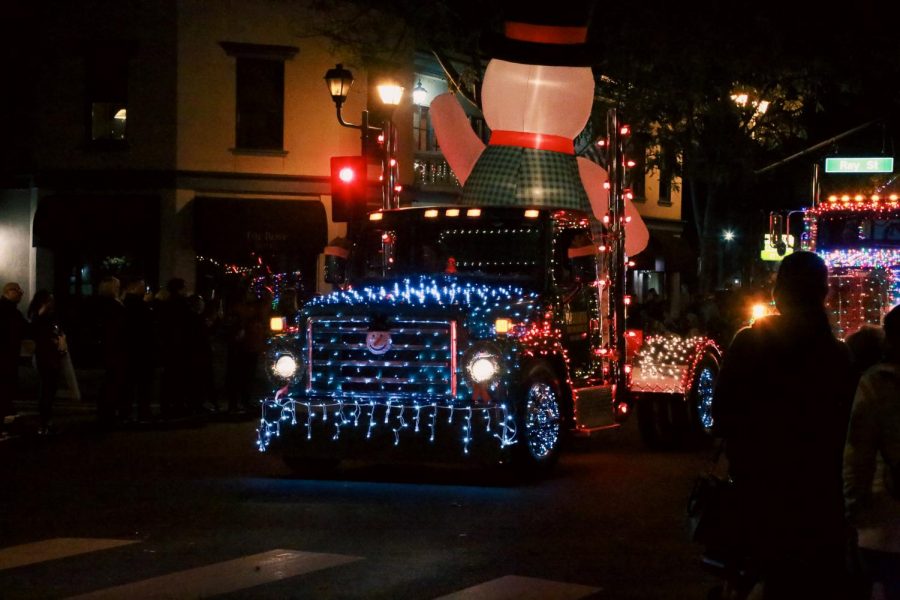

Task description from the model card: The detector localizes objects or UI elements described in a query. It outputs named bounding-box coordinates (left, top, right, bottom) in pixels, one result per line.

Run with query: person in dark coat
left=711, top=251, right=858, bottom=599
left=0, top=282, right=28, bottom=437
left=122, top=277, right=156, bottom=422
left=184, top=293, right=214, bottom=415
left=96, top=276, right=126, bottom=426
left=225, top=291, right=269, bottom=414
left=158, top=277, right=191, bottom=419
left=28, top=290, right=66, bottom=435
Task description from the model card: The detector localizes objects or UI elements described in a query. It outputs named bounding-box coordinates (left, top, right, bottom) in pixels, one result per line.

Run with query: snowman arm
left=430, top=93, right=485, bottom=186
left=577, top=157, right=650, bottom=256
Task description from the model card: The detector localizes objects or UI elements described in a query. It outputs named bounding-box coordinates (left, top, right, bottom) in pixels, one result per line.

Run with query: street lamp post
left=323, top=64, right=403, bottom=210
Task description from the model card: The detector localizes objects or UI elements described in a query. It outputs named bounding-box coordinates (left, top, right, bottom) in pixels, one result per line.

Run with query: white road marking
left=435, top=575, right=601, bottom=600
left=0, top=538, right=138, bottom=571
left=67, top=549, right=361, bottom=599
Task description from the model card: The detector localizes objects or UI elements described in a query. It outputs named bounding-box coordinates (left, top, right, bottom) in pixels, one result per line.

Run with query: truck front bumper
left=257, top=393, right=518, bottom=462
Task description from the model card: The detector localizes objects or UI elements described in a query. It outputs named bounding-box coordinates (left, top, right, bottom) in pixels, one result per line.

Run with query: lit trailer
left=802, top=193, right=900, bottom=338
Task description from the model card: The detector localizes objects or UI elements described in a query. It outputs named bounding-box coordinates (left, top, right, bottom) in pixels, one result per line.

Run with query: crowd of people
left=707, top=251, right=900, bottom=600
left=0, top=276, right=274, bottom=438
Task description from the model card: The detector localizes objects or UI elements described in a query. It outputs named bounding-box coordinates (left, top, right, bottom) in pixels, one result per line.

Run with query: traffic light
left=330, top=155, right=368, bottom=222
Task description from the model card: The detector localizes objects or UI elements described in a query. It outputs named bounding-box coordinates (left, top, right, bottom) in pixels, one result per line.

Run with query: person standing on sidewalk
left=1, top=282, right=28, bottom=438
left=28, top=290, right=66, bottom=436
left=712, top=251, right=858, bottom=598
left=96, top=276, right=126, bottom=427
left=122, top=277, right=156, bottom=422
left=844, top=304, right=900, bottom=599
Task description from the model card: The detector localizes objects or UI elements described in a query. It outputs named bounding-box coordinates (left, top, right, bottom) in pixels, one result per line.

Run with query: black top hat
left=483, top=3, right=598, bottom=67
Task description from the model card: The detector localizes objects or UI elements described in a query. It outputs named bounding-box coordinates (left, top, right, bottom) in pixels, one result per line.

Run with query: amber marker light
left=270, top=317, right=286, bottom=332
left=494, top=318, right=512, bottom=335
left=369, top=212, right=383, bottom=221
left=446, top=209, right=460, bottom=217
left=524, top=209, right=540, bottom=218
left=424, top=209, right=439, bottom=218
left=466, top=208, right=482, bottom=217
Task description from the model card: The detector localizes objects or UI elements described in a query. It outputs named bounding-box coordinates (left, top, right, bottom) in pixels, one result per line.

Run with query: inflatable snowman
left=430, top=15, right=649, bottom=256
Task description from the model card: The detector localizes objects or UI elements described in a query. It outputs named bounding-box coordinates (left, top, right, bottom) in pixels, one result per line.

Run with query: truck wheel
left=636, top=393, right=687, bottom=449
left=688, top=355, right=719, bottom=437
left=282, top=454, right=340, bottom=477
left=511, top=365, right=564, bottom=473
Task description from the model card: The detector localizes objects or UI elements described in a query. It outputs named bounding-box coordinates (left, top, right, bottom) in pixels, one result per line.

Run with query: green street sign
left=825, top=157, right=894, bottom=173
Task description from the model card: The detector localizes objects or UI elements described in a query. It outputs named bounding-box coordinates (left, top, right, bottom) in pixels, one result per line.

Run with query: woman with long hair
left=28, top=290, right=65, bottom=435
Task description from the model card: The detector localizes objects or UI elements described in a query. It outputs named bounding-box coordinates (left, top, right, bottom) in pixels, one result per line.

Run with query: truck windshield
left=349, top=211, right=547, bottom=287
left=815, top=214, right=900, bottom=249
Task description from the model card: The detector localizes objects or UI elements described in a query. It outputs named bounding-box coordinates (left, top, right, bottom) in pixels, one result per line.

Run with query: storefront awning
left=192, top=196, right=327, bottom=273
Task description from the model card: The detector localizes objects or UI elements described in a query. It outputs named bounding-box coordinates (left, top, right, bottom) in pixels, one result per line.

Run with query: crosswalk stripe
left=434, top=575, right=601, bottom=600
left=67, top=549, right=362, bottom=599
left=0, top=538, right=138, bottom=571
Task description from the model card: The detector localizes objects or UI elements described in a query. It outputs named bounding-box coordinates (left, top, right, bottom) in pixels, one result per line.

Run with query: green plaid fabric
left=461, top=145, right=590, bottom=212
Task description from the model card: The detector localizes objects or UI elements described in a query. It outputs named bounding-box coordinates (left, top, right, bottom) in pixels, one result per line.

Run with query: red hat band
left=504, top=22, right=588, bottom=45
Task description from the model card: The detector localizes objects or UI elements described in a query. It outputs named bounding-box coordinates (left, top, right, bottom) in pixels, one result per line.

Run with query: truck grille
left=307, top=316, right=457, bottom=398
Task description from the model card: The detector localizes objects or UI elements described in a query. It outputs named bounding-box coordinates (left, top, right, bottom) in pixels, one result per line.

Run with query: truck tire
left=510, top=364, right=564, bottom=474
left=688, top=354, right=719, bottom=437
left=636, top=392, right=688, bottom=449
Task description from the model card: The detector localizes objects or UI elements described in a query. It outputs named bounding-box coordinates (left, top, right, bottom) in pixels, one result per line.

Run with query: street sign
left=824, top=157, right=894, bottom=174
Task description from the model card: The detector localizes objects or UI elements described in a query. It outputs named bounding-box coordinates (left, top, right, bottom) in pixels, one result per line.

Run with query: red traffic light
left=330, top=156, right=368, bottom=222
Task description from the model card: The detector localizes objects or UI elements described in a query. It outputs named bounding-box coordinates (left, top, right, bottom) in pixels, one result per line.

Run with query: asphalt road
left=0, top=413, right=720, bottom=599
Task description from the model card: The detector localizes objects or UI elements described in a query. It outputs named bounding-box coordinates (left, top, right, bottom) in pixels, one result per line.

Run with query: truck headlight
left=464, top=343, right=504, bottom=385
left=468, top=352, right=499, bottom=383
left=272, top=354, right=298, bottom=379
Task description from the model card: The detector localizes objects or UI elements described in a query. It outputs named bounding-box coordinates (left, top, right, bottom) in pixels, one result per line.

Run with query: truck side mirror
left=567, top=243, right=599, bottom=283
left=323, top=246, right=349, bottom=285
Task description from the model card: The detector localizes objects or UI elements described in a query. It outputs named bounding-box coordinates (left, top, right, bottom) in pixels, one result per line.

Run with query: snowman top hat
left=484, top=3, right=599, bottom=67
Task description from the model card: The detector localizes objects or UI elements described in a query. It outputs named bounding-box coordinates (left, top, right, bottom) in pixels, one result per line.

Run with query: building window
left=630, top=139, right=647, bottom=202
left=413, top=106, right=431, bottom=152
left=658, top=166, right=672, bottom=206
left=85, top=43, right=134, bottom=146
left=220, top=42, right=298, bottom=153
left=658, top=149, right=673, bottom=207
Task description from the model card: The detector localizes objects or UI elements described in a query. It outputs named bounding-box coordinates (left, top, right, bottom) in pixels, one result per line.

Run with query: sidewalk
left=3, top=362, right=257, bottom=442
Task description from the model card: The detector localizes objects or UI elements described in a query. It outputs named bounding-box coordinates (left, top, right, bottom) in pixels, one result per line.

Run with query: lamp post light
left=412, top=80, right=427, bottom=107
left=323, top=63, right=404, bottom=210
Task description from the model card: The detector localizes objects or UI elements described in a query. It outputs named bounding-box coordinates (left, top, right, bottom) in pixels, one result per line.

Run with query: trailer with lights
left=798, top=192, right=900, bottom=337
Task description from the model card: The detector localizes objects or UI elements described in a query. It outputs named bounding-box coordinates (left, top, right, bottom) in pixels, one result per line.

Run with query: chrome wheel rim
left=525, top=382, right=561, bottom=460
left=696, top=366, right=715, bottom=431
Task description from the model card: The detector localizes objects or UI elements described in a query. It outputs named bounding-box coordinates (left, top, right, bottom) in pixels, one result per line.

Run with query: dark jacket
left=96, top=296, right=126, bottom=370
left=0, top=297, right=28, bottom=371
left=123, top=293, right=156, bottom=366
left=712, top=311, right=857, bottom=556
left=31, top=312, right=65, bottom=373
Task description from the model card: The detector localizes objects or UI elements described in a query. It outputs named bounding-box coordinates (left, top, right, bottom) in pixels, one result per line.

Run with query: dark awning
left=32, top=194, right=159, bottom=249
left=192, top=196, right=327, bottom=274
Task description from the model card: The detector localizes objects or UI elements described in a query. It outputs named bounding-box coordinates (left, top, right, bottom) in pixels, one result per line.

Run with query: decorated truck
left=256, top=204, right=722, bottom=471
left=259, top=205, right=632, bottom=471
